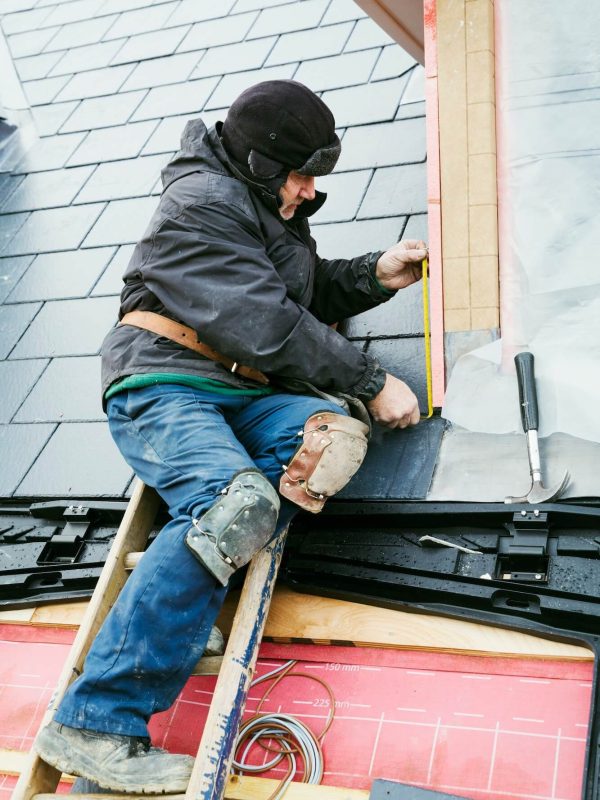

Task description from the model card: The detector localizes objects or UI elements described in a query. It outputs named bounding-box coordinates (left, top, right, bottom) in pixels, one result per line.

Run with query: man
left=36, top=80, right=426, bottom=793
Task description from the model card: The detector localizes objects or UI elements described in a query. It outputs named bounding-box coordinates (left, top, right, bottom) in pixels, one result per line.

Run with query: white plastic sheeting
left=442, top=1, right=600, bottom=443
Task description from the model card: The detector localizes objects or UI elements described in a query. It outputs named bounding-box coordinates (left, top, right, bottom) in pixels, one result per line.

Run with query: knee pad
left=186, top=470, right=280, bottom=585
left=279, top=412, right=370, bottom=513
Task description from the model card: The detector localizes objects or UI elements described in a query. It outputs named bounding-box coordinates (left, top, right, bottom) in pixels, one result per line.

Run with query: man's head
left=221, top=80, right=340, bottom=218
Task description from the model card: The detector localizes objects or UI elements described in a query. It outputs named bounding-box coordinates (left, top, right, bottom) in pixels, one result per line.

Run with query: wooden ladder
left=12, top=479, right=288, bottom=800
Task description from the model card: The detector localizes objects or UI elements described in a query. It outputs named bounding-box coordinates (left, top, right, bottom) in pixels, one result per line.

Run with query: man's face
left=278, top=171, right=316, bottom=220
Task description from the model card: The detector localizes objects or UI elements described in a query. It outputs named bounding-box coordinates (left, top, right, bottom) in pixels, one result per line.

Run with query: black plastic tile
left=366, top=336, right=428, bottom=411
left=103, top=2, right=179, bottom=41
left=59, top=91, right=147, bottom=133
left=56, top=64, right=135, bottom=102
left=293, top=49, right=378, bottom=93
left=43, top=16, right=119, bottom=53
left=48, top=39, right=126, bottom=77
left=0, top=358, right=48, bottom=423
left=344, top=17, right=393, bottom=51
left=265, top=22, right=352, bottom=66
left=167, top=0, right=236, bottom=27
left=372, top=45, right=416, bottom=82
left=0, top=423, right=55, bottom=497
left=322, top=0, right=367, bottom=24
left=192, top=36, right=277, bottom=79
left=7, top=26, right=60, bottom=58
left=2, top=204, right=104, bottom=256
left=129, top=77, right=219, bottom=122
left=205, top=63, right=295, bottom=110
left=15, top=421, right=133, bottom=497
left=13, top=132, right=87, bottom=173
left=311, top=216, right=405, bottom=260
left=0, top=302, right=41, bottom=358
left=10, top=296, right=118, bottom=358
left=322, top=76, right=409, bottom=127
left=0, top=255, right=34, bottom=302
left=111, top=26, right=191, bottom=65
left=336, top=117, right=426, bottom=171
left=15, top=50, right=65, bottom=81
left=82, top=196, right=157, bottom=247
left=15, top=355, right=104, bottom=422
left=120, top=51, right=201, bottom=92
left=31, top=101, right=79, bottom=136
left=22, top=74, right=70, bottom=106
left=67, top=120, right=158, bottom=166
left=0, top=212, right=29, bottom=253
left=359, top=163, right=427, bottom=219
left=1, top=166, right=95, bottom=213
left=6, top=247, right=115, bottom=303
left=91, top=244, right=134, bottom=296
left=248, top=0, right=327, bottom=39
left=311, top=170, right=372, bottom=224
left=74, top=154, right=167, bottom=203
left=177, top=12, right=257, bottom=53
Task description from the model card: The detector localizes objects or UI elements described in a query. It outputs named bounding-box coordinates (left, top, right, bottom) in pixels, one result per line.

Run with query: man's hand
left=366, top=373, right=420, bottom=429
left=376, top=239, right=428, bottom=291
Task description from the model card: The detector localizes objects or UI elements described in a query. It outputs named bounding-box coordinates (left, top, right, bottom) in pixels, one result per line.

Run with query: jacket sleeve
left=139, top=200, right=386, bottom=400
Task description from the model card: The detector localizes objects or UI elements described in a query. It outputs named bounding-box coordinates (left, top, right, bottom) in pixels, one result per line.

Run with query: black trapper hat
left=221, top=80, right=341, bottom=181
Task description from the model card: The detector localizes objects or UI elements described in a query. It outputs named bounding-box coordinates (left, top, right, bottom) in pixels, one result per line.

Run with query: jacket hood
left=160, top=118, right=327, bottom=219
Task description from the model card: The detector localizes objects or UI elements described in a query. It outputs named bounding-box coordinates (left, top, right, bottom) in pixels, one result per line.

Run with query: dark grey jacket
left=101, top=120, right=391, bottom=402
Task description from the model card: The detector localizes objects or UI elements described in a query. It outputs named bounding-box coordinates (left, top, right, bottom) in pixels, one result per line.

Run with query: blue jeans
left=55, top=384, right=344, bottom=737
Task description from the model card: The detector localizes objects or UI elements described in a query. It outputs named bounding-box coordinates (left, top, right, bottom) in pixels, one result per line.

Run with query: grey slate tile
left=343, top=281, right=424, bottom=337
left=67, top=120, right=158, bottom=166
left=74, top=155, right=168, bottom=203
left=192, top=36, right=277, bottom=79
left=232, top=0, right=290, bottom=10
left=83, top=196, right=157, bottom=247
left=358, top=162, right=427, bottom=219
left=372, top=45, right=416, bottom=82
left=140, top=114, right=196, bottom=154
left=321, top=0, right=367, bottom=24
left=166, top=0, right=237, bottom=27
left=0, top=255, right=34, bottom=302
left=14, top=356, right=104, bottom=422
left=0, top=212, right=29, bottom=253
left=11, top=296, right=118, bottom=358
left=13, top=132, right=87, bottom=173
left=7, top=26, right=60, bottom=58
left=205, top=64, right=296, bottom=110
left=14, top=51, right=65, bottom=81
left=41, top=0, right=107, bottom=28
left=177, top=12, right=257, bottom=53
left=344, top=17, right=394, bottom=52
left=265, top=22, right=353, bottom=66
left=31, top=101, right=79, bottom=136
left=293, top=49, right=378, bottom=93
left=0, top=0, right=39, bottom=12
left=311, top=170, right=372, bottom=223
left=59, top=91, right=147, bottom=133
left=396, top=101, right=426, bottom=121
left=120, top=52, right=202, bottom=92
left=0, top=173, right=24, bottom=207
left=400, top=64, right=425, bottom=105
left=48, top=39, right=127, bottom=77
left=0, top=423, right=55, bottom=497
left=1, top=166, right=95, bottom=213
left=103, top=1, right=179, bottom=40
left=0, top=358, right=48, bottom=423
left=91, top=244, right=134, bottom=296
left=311, top=216, right=404, bottom=260
left=129, top=77, right=219, bottom=122
left=111, top=26, right=191, bottom=65
left=43, top=15, right=119, bottom=53
left=1, top=6, right=53, bottom=34
left=336, top=117, right=426, bottom=171
left=0, top=302, right=41, bottom=358
left=247, top=0, right=328, bottom=39
left=6, top=247, right=115, bottom=302
left=55, top=64, right=135, bottom=102
left=2, top=204, right=104, bottom=256
left=22, top=74, right=71, bottom=106
left=15, top=422, right=133, bottom=497
left=322, top=75, right=409, bottom=127
left=403, top=214, right=429, bottom=243
left=100, top=0, right=162, bottom=12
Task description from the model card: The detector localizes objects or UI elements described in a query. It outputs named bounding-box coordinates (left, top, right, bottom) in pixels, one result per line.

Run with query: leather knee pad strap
left=279, top=412, right=370, bottom=513
left=185, top=470, right=280, bottom=585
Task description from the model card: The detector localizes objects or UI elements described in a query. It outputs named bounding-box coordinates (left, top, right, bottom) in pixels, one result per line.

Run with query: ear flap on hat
left=296, top=136, right=341, bottom=177
left=248, top=149, right=285, bottom=179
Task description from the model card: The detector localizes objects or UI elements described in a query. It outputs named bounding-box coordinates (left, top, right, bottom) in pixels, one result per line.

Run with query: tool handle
left=515, top=352, right=539, bottom=432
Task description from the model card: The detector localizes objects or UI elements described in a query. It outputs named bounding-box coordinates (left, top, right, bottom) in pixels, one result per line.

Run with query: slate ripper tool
left=505, top=351, right=569, bottom=504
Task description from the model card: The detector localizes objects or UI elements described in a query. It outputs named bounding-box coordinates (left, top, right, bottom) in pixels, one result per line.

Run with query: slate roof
left=0, top=0, right=426, bottom=499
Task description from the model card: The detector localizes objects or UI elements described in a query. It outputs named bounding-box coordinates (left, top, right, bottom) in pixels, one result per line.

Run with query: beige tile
left=471, top=306, right=499, bottom=329
left=466, top=0, right=494, bottom=53
left=469, top=254, right=499, bottom=307
left=467, top=50, right=495, bottom=104
left=469, top=204, right=498, bottom=257
left=444, top=308, right=472, bottom=332
left=443, top=256, right=471, bottom=309
left=467, top=101, right=497, bottom=155
left=468, top=152, right=497, bottom=205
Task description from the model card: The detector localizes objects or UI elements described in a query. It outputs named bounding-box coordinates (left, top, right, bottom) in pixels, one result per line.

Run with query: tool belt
left=118, top=310, right=269, bottom=385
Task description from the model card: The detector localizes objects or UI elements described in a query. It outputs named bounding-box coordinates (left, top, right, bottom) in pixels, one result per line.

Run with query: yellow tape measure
left=421, top=257, right=434, bottom=420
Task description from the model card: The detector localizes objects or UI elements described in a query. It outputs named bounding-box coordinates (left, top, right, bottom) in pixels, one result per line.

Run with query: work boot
left=35, top=720, right=194, bottom=794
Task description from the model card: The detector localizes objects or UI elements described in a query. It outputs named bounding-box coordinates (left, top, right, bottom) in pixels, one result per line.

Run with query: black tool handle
left=515, top=352, right=539, bottom=432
